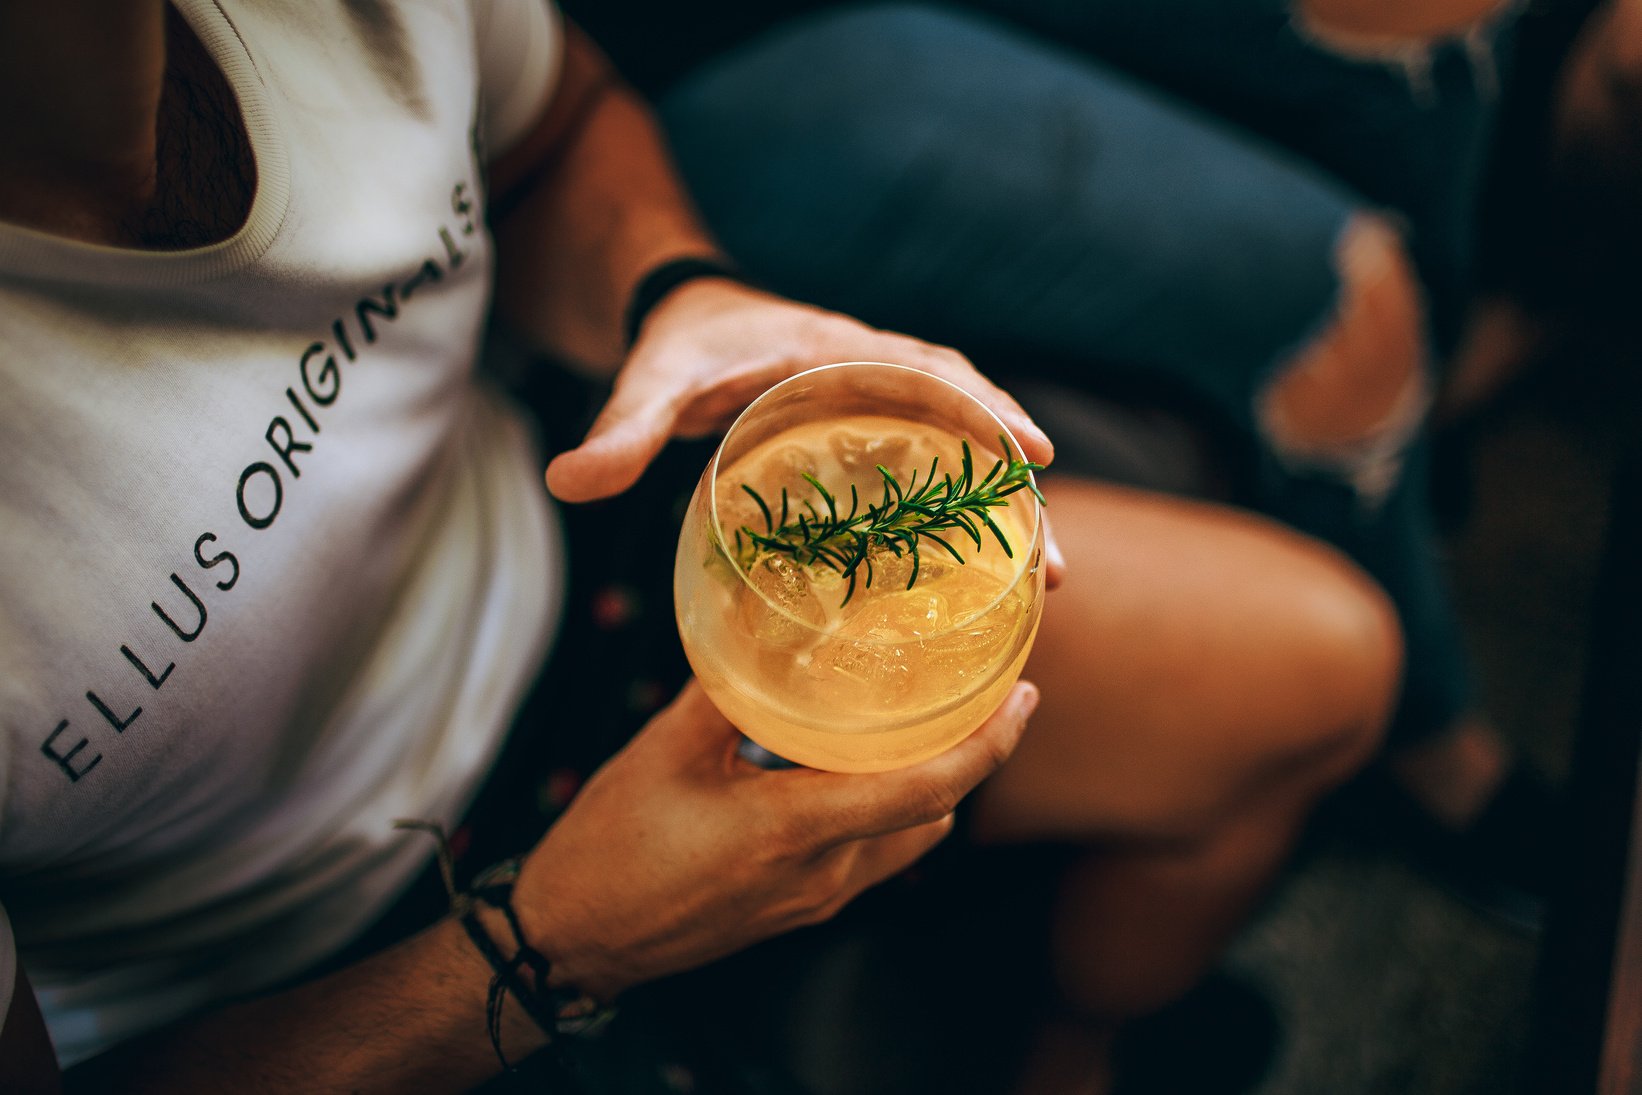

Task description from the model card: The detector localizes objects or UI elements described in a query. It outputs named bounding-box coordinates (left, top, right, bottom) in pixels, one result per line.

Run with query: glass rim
left=705, top=361, right=1044, bottom=640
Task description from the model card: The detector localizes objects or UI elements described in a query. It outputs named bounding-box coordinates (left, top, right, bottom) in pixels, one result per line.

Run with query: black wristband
left=393, top=820, right=615, bottom=1072
left=460, top=859, right=615, bottom=1069
left=621, top=256, right=744, bottom=349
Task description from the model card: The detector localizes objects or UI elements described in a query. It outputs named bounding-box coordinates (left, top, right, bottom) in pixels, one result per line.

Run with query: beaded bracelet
left=621, top=255, right=746, bottom=349
left=396, top=820, right=617, bottom=1070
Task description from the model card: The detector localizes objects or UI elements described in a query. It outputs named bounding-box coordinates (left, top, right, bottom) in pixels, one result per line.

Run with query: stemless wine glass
left=673, top=362, right=1046, bottom=773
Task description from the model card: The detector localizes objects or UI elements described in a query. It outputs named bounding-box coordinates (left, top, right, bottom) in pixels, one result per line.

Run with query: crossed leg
left=962, top=217, right=1428, bottom=1089
left=965, top=478, right=1398, bottom=1092
left=974, top=478, right=1398, bottom=995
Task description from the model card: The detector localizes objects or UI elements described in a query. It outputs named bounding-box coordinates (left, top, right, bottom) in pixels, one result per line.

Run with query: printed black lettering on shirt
left=152, top=573, right=208, bottom=642
left=85, top=688, right=142, bottom=733
left=121, top=643, right=175, bottom=689
left=265, top=416, right=313, bottom=478
left=237, top=461, right=284, bottom=530
left=40, top=184, right=483, bottom=787
left=355, top=285, right=399, bottom=344
left=194, top=532, right=240, bottom=591
left=299, top=342, right=341, bottom=405
left=41, top=721, right=101, bottom=782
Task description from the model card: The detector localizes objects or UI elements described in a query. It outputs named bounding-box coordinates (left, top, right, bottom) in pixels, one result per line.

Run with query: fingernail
left=1019, top=416, right=1053, bottom=452
left=1047, top=534, right=1067, bottom=574
left=1016, top=682, right=1041, bottom=718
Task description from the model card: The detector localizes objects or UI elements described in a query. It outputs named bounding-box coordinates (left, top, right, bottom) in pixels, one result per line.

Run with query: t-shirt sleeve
left=0, top=903, right=16, bottom=1030
left=473, top=0, right=564, bottom=158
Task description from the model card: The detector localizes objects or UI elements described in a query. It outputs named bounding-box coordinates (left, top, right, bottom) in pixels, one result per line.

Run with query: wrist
left=508, top=893, right=635, bottom=1004
left=392, top=821, right=620, bottom=1069
left=433, top=913, right=551, bottom=1068
left=622, top=254, right=748, bottom=349
left=461, top=864, right=622, bottom=1049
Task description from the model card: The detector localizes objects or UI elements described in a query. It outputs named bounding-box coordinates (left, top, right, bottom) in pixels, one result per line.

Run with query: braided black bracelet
left=621, top=255, right=745, bottom=349
left=396, top=820, right=616, bottom=1071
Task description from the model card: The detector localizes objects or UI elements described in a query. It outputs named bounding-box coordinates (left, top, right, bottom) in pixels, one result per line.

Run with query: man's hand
left=509, top=678, right=1040, bottom=1002
left=544, top=279, right=1066, bottom=582
left=543, top=280, right=1054, bottom=502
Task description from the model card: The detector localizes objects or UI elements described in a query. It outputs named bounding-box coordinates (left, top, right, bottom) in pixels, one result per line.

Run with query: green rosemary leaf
left=877, top=464, right=903, bottom=503
left=802, top=472, right=839, bottom=523
left=924, top=533, right=966, bottom=563
left=735, top=434, right=1044, bottom=600
left=977, top=509, right=1014, bottom=558
left=743, top=484, right=774, bottom=533
left=947, top=510, right=985, bottom=550
left=813, top=543, right=852, bottom=572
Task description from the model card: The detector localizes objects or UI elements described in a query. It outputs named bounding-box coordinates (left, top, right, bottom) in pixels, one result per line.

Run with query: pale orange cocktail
left=674, top=363, right=1045, bottom=772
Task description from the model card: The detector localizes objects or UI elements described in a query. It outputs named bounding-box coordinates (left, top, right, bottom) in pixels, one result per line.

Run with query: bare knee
left=1152, top=544, right=1401, bottom=845
left=970, top=483, right=1399, bottom=848
left=1258, top=215, right=1430, bottom=504
left=1273, top=547, right=1401, bottom=787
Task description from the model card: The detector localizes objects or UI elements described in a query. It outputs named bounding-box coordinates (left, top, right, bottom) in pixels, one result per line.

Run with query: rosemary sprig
left=735, top=434, right=1045, bottom=605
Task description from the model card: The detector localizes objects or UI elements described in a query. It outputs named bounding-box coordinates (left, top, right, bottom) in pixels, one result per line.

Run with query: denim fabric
left=660, top=3, right=1511, bottom=744
left=954, top=0, right=1514, bottom=352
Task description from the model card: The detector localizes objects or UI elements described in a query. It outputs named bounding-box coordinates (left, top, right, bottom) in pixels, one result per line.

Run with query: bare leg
left=972, top=484, right=1397, bottom=855
left=967, top=479, right=1398, bottom=1092
left=972, top=220, right=1430, bottom=1088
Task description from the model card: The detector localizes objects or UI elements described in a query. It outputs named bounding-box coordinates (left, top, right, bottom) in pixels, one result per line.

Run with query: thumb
left=546, top=392, right=677, bottom=503
left=793, top=681, right=1039, bottom=842
left=844, top=816, right=955, bottom=893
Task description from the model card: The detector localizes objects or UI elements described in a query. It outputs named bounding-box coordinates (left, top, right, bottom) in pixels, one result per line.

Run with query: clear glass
left=673, top=362, right=1046, bottom=772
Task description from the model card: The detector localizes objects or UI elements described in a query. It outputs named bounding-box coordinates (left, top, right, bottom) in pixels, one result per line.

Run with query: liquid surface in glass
left=676, top=414, right=1042, bottom=772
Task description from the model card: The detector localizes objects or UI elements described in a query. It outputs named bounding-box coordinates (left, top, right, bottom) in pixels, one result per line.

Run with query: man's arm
left=60, top=918, right=542, bottom=1094
left=0, top=683, right=1035, bottom=1093
left=488, top=21, right=722, bottom=371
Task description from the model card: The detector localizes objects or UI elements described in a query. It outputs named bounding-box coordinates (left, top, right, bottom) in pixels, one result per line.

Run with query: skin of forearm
left=489, top=28, right=723, bottom=373
left=61, top=916, right=543, bottom=1095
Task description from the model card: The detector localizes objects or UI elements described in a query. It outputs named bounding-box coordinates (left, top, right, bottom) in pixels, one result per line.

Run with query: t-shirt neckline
left=0, top=0, right=292, bottom=289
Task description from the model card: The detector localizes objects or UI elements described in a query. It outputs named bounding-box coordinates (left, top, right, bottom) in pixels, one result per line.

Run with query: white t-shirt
left=0, top=0, right=565, bottom=1065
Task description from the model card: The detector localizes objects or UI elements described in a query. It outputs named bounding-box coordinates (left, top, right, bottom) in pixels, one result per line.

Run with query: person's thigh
left=662, top=3, right=1358, bottom=421
left=970, top=475, right=1399, bottom=846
